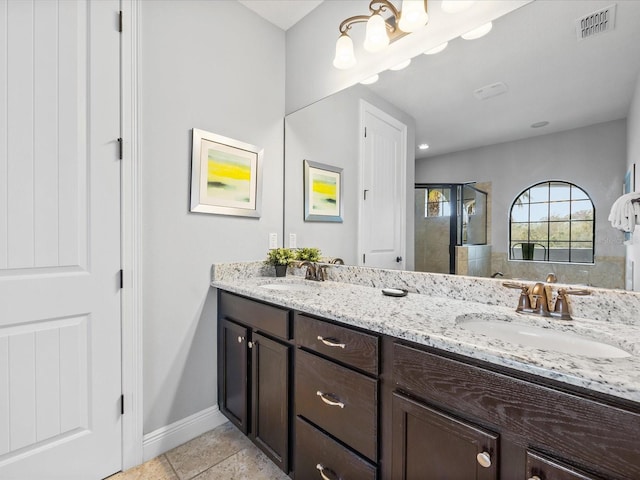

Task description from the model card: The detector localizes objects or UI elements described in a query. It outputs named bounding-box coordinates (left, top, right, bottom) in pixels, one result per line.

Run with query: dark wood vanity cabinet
left=391, top=341, right=640, bottom=480
left=294, top=313, right=380, bottom=479
left=218, top=292, right=291, bottom=473
left=217, top=290, right=640, bottom=480
left=391, top=391, right=498, bottom=480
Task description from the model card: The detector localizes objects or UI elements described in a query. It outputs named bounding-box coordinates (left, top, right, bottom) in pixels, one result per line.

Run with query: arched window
left=509, top=181, right=594, bottom=263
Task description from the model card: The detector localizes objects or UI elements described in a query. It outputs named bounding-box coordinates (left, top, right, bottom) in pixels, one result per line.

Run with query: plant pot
left=522, top=242, right=535, bottom=261
left=275, top=265, right=287, bottom=277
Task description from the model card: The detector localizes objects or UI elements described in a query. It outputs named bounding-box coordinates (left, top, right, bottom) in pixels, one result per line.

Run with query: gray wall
left=140, top=1, right=284, bottom=434
left=284, top=84, right=416, bottom=268
left=416, top=119, right=627, bottom=260
left=628, top=72, right=640, bottom=291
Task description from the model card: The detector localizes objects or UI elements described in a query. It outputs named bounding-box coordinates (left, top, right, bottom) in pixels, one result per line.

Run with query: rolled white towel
left=608, top=192, right=640, bottom=232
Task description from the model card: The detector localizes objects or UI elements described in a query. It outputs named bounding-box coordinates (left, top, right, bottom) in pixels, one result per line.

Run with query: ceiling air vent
left=576, top=4, right=616, bottom=40
left=473, top=82, right=509, bottom=101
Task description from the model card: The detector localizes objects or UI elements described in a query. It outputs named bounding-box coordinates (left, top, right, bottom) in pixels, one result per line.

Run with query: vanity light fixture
left=424, top=41, right=448, bottom=55
left=333, top=0, right=428, bottom=70
left=390, top=59, right=412, bottom=71
left=360, top=74, right=380, bottom=85
left=461, top=21, right=493, bottom=40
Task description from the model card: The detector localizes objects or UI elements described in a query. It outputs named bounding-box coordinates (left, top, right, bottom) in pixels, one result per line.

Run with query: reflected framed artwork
left=304, top=160, right=343, bottom=222
left=190, top=128, right=263, bottom=217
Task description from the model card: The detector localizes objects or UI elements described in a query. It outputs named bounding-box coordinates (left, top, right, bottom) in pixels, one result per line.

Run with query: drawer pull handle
left=317, top=336, right=346, bottom=349
left=316, top=463, right=338, bottom=480
left=476, top=451, right=492, bottom=468
left=316, top=391, right=345, bottom=408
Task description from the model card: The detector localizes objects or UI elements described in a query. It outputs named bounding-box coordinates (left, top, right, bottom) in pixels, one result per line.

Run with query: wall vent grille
left=576, top=4, right=616, bottom=40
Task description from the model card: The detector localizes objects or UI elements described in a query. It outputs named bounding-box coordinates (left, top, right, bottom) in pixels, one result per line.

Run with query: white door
left=359, top=101, right=407, bottom=270
left=0, top=1, right=122, bottom=478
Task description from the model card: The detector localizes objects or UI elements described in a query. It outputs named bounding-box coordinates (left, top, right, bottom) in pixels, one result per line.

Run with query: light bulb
left=461, top=21, right=493, bottom=40
left=333, top=33, right=356, bottom=69
left=364, top=14, right=389, bottom=52
left=390, top=59, right=411, bottom=71
left=424, top=42, right=448, bottom=55
left=360, top=74, right=379, bottom=85
left=398, top=0, right=429, bottom=33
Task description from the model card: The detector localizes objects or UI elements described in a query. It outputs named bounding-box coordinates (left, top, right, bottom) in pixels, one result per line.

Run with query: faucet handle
left=553, top=288, right=589, bottom=320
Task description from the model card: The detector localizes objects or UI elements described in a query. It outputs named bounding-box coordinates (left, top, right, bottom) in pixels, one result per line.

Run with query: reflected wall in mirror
left=284, top=0, right=640, bottom=290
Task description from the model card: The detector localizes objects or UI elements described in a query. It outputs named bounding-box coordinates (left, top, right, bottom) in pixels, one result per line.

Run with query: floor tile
left=165, top=422, right=253, bottom=480
left=192, top=447, right=289, bottom=480
left=106, top=454, right=178, bottom=480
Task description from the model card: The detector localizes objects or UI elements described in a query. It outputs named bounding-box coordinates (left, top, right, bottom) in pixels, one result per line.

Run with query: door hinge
left=119, top=269, right=124, bottom=289
left=363, top=254, right=366, bottom=264
left=118, top=11, right=123, bottom=33
left=117, top=138, right=123, bottom=160
left=120, top=394, right=124, bottom=415
left=364, top=127, right=367, bottom=138
left=364, top=189, right=368, bottom=200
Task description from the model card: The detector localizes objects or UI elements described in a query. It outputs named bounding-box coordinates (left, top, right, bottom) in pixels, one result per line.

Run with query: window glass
left=509, top=181, right=594, bottom=264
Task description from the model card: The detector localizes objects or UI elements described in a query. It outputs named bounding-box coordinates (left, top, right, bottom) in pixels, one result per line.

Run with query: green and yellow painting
left=311, top=172, right=338, bottom=215
left=206, top=146, right=253, bottom=206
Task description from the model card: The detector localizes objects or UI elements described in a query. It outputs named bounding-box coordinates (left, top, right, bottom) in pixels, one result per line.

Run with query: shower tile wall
left=415, top=189, right=450, bottom=273
left=456, top=245, right=492, bottom=277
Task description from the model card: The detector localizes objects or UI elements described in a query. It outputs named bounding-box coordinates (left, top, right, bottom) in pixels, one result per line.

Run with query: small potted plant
left=295, top=247, right=321, bottom=263
left=265, top=248, right=296, bottom=277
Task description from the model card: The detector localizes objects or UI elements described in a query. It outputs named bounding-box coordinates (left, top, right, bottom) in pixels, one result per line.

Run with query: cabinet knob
left=528, top=477, right=541, bottom=480
left=248, top=341, right=253, bottom=349
left=237, top=336, right=244, bottom=343
left=316, top=463, right=338, bottom=480
left=476, top=451, right=492, bottom=468
left=316, top=390, right=345, bottom=408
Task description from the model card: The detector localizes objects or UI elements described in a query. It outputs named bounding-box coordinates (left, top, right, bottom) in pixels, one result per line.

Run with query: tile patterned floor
left=107, top=422, right=290, bottom=480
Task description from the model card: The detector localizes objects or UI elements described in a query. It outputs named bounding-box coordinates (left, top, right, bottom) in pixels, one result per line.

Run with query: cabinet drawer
left=219, top=291, right=290, bottom=340
left=295, top=313, right=379, bottom=375
left=526, top=451, right=605, bottom=480
left=295, top=416, right=377, bottom=480
left=295, top=349, right=378, bottom=461
left=393, top=342, right=640, bottom=480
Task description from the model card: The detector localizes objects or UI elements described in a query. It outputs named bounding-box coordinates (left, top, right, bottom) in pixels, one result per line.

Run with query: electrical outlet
left=289, top=233, right=297, bottom=249
left=269, top=233, right=278, bottom=249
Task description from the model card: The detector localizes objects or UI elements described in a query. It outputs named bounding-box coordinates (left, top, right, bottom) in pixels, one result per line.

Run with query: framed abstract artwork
left=190, top=128, right=263, bottom=217
left=303, top=160, right=343, bottom=222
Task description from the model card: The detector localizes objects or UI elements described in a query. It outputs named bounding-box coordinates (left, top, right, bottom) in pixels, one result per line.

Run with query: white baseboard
left=142, top=406, right=227, bottom=462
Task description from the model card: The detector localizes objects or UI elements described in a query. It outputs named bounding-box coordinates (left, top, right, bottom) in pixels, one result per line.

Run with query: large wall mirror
left=284, top=0, right=640, bottom=290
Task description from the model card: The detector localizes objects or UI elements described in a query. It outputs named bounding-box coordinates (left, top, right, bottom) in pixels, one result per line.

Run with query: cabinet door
left=252, top=332, right=289, bottom=473
left=392, top=392, right=498, bottom=480
left=219, top=319, right=249, bottom=434
left=526, top=451, right=605, bottom=480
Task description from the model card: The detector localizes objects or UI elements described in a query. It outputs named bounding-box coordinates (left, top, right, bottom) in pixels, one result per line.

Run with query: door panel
left=360, top=102, right=406, bottom=270
left=220, top=319, right=249, bottom=433
left=0, top=1, right=122, bottom=477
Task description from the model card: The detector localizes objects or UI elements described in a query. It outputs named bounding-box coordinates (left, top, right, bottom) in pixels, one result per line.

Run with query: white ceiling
left=364, top=0, right=640, bottom=158
left=237, top=0, right=324, bottom=31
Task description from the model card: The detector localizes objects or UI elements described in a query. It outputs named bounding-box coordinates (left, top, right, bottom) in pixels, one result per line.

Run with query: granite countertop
left=212, top=274, right=640, bottom=404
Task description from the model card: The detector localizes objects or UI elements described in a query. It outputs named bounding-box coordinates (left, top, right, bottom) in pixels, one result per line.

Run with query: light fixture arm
left=338, top=0, right=402, bottom=34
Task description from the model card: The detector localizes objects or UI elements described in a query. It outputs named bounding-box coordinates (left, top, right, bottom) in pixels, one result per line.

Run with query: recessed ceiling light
left=461, top=21, right=493, bottom=40
left=441, top=0, right=476, bottom=14
left=360, top=74, right=379, bottom=85
left=418, top=143, right=430, bottom=150
left=424, top=42, right=448, bottom=55
left=390, top=59, right=412, bottom=71
left=531, top=121, right=550, bottom=128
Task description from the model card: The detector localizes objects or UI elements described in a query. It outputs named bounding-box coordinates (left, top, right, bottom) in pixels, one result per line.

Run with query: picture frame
left=190, top=128, right=263, bottom=217
left=303, top=160, right=343, bottom=222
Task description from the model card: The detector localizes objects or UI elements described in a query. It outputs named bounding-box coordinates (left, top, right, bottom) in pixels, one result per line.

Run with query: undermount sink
left=456, top=314, right=631, bottom=359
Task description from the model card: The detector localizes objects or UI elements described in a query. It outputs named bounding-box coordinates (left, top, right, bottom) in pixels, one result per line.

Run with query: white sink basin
left=456, top=314, right=631, bottom=359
